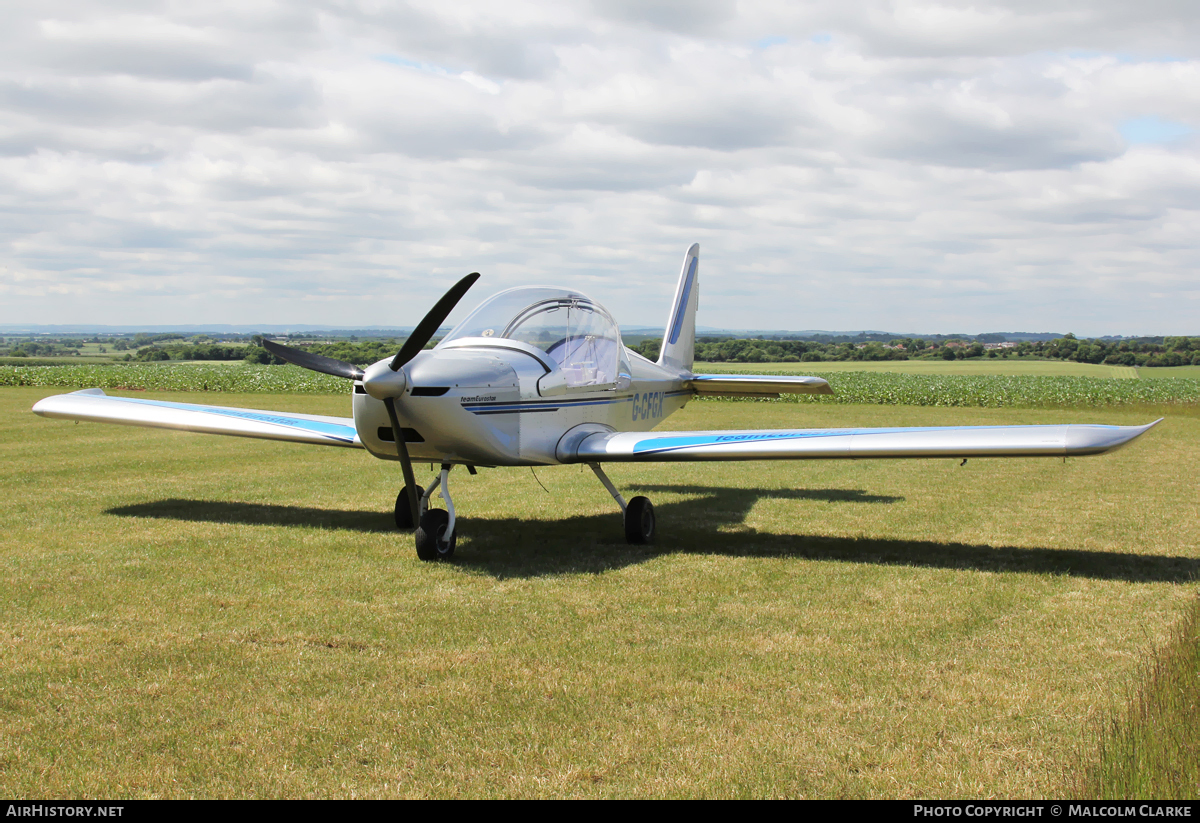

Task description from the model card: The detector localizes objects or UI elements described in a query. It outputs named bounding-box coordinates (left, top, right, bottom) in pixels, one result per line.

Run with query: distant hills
left=0, top=324, right=417, bottom=335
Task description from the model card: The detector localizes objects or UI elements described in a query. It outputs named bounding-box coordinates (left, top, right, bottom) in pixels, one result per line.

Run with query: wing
left=688, top=373, right=833, bottom=398
left=561, top=420, right=1161, bottom=462
left=32, top=389, right=362, bottom=449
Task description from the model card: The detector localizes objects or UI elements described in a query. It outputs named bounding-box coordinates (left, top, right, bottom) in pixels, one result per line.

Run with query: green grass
left=1137, top=366, right=1200, bottom=380
left=2, top=387, right=1197, bottom=797
left=1077, top=595, right=1200, bottom=799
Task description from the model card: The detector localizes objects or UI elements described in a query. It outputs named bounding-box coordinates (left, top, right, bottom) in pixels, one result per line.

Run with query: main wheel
left=624, top=496, right=655, bottom=545
left=415, top=508, right=456, bottom=561
left=394, top=485, right=418, bottom=530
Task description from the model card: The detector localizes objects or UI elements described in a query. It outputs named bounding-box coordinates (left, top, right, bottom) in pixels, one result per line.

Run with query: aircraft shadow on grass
left=106, top=486, right=1200, bottom=585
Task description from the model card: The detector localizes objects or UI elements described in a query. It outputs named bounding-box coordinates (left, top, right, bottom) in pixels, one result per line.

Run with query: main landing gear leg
left=415, top=463, right=457, bottom=562
left=588, top=463, right=654, bottom=545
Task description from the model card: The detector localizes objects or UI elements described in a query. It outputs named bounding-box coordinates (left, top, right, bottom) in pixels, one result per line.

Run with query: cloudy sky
left=1, top=1, right=1197, bottom=335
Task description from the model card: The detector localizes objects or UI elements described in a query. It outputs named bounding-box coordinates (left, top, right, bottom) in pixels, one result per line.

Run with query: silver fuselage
left=353, top=340, right=692, bottom=466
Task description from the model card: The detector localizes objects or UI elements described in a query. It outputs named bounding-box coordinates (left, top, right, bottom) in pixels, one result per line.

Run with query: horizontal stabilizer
left=563, top=420, right=1161, bottom=463
left=32, top=389, right=362, bottom=449
left=689, top=374, right=833, bottom=398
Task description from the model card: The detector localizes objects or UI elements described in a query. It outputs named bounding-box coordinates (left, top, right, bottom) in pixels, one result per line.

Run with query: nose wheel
left=415, top=508, right=456, bottom=561
left=397, top=464, right=458, bottom=561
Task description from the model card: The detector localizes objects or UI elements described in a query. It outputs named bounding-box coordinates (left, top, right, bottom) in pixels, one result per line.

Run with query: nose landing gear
left=397, top=463, right=458, bottom=561
left=415, top=507, right=456, bottom=561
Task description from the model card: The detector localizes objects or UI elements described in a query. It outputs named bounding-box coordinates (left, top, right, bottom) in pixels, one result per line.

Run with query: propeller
left=260, top=272, right=481, bottom=528
left=261, top=340, right=364, bottom=381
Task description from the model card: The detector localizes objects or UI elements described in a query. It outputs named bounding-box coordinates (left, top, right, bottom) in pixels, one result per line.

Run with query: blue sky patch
left=373, top=54, right=423, bottom=69
left=754, top=36, right=787, bottom=49
left=1119, top=116, right=1193, bottom=144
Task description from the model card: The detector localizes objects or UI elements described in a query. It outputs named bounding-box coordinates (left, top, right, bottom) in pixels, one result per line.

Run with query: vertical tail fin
left=658, top=244, right=699, bottom=373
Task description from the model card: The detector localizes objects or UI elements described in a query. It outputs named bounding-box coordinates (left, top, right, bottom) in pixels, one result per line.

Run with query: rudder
left=658, top=243, right=699, bottom=373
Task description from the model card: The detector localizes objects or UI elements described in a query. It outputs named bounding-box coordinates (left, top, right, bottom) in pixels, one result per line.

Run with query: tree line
left=5, top=332, right=1198, bottom=368
left=631, top=334, right=1200, bottom=367
left=257, top=333, right=1200, bottom=368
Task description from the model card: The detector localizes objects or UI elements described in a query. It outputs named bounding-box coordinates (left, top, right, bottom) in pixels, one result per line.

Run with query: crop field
left=700, top=360, right=1200, bottom=380
left=2, top=384, right=1197, bottom=798
left=5, top=364, right=1200, bottom=408
left=697, top=359, right=1143, bottom=378
left=0, top=364, right=346, bottom=394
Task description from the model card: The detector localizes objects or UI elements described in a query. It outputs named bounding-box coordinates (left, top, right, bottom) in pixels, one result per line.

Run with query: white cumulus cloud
left=0, top=0, right=1197, bottom=334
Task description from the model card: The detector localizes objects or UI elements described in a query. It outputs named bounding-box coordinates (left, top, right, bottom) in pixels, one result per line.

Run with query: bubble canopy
left=439, top=287, right=626, bottom=387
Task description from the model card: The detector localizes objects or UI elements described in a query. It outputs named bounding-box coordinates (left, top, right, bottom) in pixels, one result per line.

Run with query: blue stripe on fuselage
left=463, top=390, right=691, bottom=415
left=463, top=396, right=633, bottom=415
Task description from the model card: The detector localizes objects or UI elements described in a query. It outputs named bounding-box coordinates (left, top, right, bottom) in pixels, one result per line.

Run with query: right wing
left=561, top=420, right=1161, bottom=462
left=32, top=389, right=362, bottom=448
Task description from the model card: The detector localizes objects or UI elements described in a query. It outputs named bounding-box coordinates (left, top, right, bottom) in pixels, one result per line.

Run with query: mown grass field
left=1, top=386, right=1197, bottom=798
left=1135, top=365, right=1200, bottom=380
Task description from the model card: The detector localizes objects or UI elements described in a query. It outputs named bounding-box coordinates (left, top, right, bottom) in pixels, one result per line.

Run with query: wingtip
left=1128, top=418, right=1163, bottom=442
left=1065, top=419, right=1163, bottom=455
left=33, top=389, right=106, bottom=417
left=1119, top=418, right=1163, bottom=442
left=1120, top=418, right=1164, bottom=447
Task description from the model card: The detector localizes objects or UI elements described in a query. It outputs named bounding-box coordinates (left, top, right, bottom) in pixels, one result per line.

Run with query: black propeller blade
left=389, top=272, right=481, bottom=371
left=385, top=271, right=480, bottom=527
left=261, top=339, right=365, bottom=381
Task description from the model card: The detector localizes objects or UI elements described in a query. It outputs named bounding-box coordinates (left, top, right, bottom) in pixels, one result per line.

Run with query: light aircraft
left=33, top=245, right=1160, bottom=561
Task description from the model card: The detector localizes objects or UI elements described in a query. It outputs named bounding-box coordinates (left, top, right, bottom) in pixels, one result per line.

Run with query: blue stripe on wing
left=633, top=429, right=857, bottom=454
left=627, top=424, right=1119, bottom=455
left=110, top=397, right=358, bottom=443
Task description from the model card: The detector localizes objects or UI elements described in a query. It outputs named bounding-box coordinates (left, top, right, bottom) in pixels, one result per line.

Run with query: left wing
left=33, top=389, right=362, bottom=448
left=561, top=420, right=1160, bottom=462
